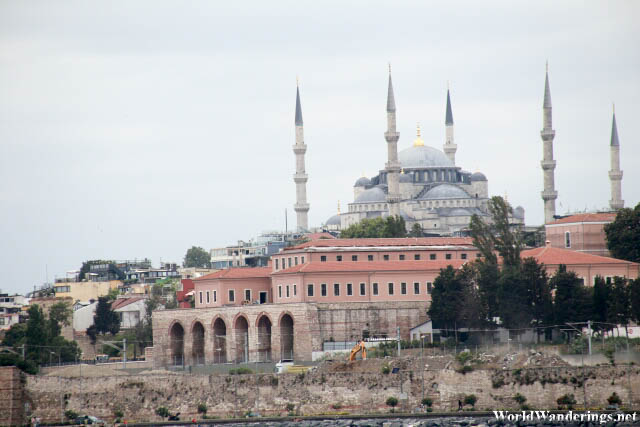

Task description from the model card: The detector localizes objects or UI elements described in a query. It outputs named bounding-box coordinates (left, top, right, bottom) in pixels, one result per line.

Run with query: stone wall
left=22, top=364, right=640, bottom=424
left=0, top=367, right=25, bottom=426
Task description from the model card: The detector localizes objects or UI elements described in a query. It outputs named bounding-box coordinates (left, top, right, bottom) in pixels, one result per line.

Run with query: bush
left=556, top=394, right=576, bottom=409
left=456, top=365, right=474, bottom=374
left=285, top=403, right=295, bottom=412
left=155, top=406, right=170, bottom=419
left=463, top=394, right=477, bottom=408
left=607, top=392, right=622, bottom=406
left=386, top=396, right=398, bottom=408
left=422, top=397, right=433, bottom=407
left=229, top=367, right=253, bottom=375
left=331, top=402, right=342, bottom=410
left=64, top=410, right=78, bottom=420
left=381, top=363, right=391, bottom=375
left=197, top=403, right=207, bottom=414
left=513, top=393, right=527, bottom=405
left=456, top=350, right=473, bottom=365
left=113, top=409, right=124, bottom=418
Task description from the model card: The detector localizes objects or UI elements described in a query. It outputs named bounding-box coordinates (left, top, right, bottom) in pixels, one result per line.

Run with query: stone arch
left=168, top=321, right=184, bottom=366
left=256, top=314, right=272, bottom=362
left=279, top=312, right=294, bottom=360
left=191, top=321, right=205, bottom=365
left=212, top=316, right=227, bottom=363
left=234, top=314, right=249, bottom=363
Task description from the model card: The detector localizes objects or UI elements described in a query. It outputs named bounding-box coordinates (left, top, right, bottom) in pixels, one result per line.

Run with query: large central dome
left=398, top=145, right=454, bottom=168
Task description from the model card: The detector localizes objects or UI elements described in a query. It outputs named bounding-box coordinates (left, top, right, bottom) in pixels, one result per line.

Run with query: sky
left=1, top=1, right=639, bottom=295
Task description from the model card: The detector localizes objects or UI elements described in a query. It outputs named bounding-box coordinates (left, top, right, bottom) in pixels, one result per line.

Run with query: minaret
left=443, top=85, right=457, bottom=164
left=384, top=66, right=401, bottom=217
left=540, top=63, right=558, bottom=224
left=293, top=81, right=309, bottom=231
left=609, top=106, right=624, bottom=210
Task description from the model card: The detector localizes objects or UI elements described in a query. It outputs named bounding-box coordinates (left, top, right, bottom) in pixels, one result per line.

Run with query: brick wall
left=0, top=366, right=25, bottom=426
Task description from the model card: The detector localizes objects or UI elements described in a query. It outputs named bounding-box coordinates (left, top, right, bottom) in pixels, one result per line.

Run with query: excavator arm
left=348, top=340, right=367, bottom=361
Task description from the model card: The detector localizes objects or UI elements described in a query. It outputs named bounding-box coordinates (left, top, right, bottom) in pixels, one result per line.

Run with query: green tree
left=409, top=223, right=423, bottom=237
left=339, top=216, right=407, bottom=238
left=470, top=196, right=522, bottom=268
left=608, top=276, right=631, bottom=339
left=552, top=265, right=592, bottom=326
left=47, top=301, right=72, bottom=338
left=592, top=276, right=611, bottom=334
left=497, top=266, right=532, bottom=332
left=475, top=260, right=500, bottom=319
left=92, top=296, right=120, bottom=336
left=521, top=257, right=553, bottom=342
left=630, top=277, right=640, bottom=324
left=25, top=305, right=49, bottom=364
left=604, top=202, right=640, bottom=263
left=428, top=266, right=468, bottom=340
left=183, top=246, right=211, bottom=268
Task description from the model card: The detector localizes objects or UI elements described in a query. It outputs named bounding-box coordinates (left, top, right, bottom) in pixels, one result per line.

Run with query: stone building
left=544, top=212, right=616, bottom=257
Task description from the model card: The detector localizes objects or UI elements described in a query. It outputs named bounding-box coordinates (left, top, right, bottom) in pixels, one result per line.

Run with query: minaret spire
left=384, top=66, right=401, bottom=217
left=540, top=63, right=558, bottom=224
left=293, top=80, right=309, bottom=230
left=609, top=106, right=623, bottom=210
left=443, top=85, right=457, bottom=163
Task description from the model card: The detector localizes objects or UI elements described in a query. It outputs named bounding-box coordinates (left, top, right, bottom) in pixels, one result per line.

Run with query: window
left=360, top=283, right=366, bottom=295
left=414, top=254, right=420, bottom=260
left=321, top=284, right=327, bottom=296
left=334, top=283, right=340, bottom=296
left=373, top=283, right=379, bottom=295
left=288, top=258, right=292, bottom=267
left=321, top=255, right=327, bottom=262
left=286, top=285, right=290, bottom=298
left=214, top=290, right=217, bottom=302
left=414, top=282, right=420, bottom=294
left=565, top=231, right=571, bottom=248
left=199, top=291, right=203, bottom=304
left=336, top=255, right=342, bottom=262
left=352, top=255, right=358, bottom=261
left=301, top=256, right=305, bottom=263
left=245, top=289, right=251, bottom=301
left=347, top=283, right=353, bottom=296
left=206, top=291, right=210, bottom=304
left=307, top=284, right=314, bottom=297
left=368, top=255, right=374, bottom=261
left=388, top=283, right=394, bottom=295
left=278, top=286, right=282, bottom=298
left=275, top=259, right=279, bottom=270
left=429, top=254, right=436, bottom=260
left=445, top=253, right=452, bottom=260
left=399, top=254, right=405, bottom=260
left=427, top=282, right=432, bottom=294
left=295, top=257, right=298, bottom=266
left=294, top=284, right=297, bottom=296
left=229, top=289, right=235, bottom=302
left=383, top=254, right=390, bottom=261
left=401, top=282, right=407, bottom=294
left=461, top=253, right=467, bottom=260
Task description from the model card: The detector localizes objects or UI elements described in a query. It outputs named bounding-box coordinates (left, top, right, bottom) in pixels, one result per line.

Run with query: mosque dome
left=398, top=145, right=454, bottom=169
left=354, top=186, right=386, bottom=203
left=470, top=172, right=487, bottom=182
left=420, top=184, right=470, bottom=200
left=514, top=206, right=525, bottom=219
left=325, top=214, right=341, bottom=226
left=354, top=176, right=371, bottom=187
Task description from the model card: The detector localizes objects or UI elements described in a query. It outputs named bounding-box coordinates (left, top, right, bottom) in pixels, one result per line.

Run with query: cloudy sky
left=1, top=1, right=638, bottom=295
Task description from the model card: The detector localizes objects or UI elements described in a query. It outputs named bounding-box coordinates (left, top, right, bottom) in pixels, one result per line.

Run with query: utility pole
left=397, top=327, right=401, bottom=357
left=123, top=338, right=127, bottom=369
left=587, top=320, right=592, bottom=356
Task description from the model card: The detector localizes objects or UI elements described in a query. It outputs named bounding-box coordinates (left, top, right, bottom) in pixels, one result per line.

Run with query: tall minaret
left=609, top=106, right=624, bottom=210
left=384, top=66, right=401, bottom=217
left=540, top=63, right=558, bottom=224
left=293, top=81, right=309, bottom=231
left=443, top=85, right=457, bottom=164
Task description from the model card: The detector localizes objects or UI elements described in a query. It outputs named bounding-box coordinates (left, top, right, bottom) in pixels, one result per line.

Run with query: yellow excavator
left=348, top=340, right=367, bottom=361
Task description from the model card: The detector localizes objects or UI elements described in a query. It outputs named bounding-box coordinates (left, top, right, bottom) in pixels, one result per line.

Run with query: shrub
left=556, top=394, right=576, bottom=410
left=607, top=392, right=622, bottom=406
left=113, top=409, right=124, bottom=418
left=64, top=410, right=78, bottom=420
left=381, top=363, right=391, bottom=375
left=456, top=365, right=474, bottom=374
left=155, top=406, right=170, bottom=419
left=513, top=393, right=527, bottom=405
left=427, top=407, right=433, bottom=412
left=456, top=350, right=473, bottom=365
left=229, top=367, right=253, bottom=375
left=197, top=403, right=207, bottom=414
left=331, top=402, right=342, bottom=410
left=285, top=403, right=295, bottom=412
left=463, top=394, right=477, bottom=408
left=422, top=397, right=433, bottom=407
left=386, top=396, right=398, bottom=408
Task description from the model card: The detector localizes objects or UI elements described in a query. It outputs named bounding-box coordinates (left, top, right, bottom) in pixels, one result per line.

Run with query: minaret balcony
left=541, top=190, right=558, bottom=201
left=384, top=131, right=399, bottom=142
left=540, top=160, right=556, bottom=170
left=608, top=170, right=623, bottom=180
left=385, top=161, right=401, bottom=172
left=292, top=145, right=307, bottom=154
left=293, top=173, right=308, bottom=183
left=294, top=203, right=310, bottom=212
left=540, top=129, right=556, bottom=139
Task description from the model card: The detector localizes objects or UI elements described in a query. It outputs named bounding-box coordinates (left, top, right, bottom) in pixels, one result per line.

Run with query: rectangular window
left=321, top=284, right=327, bottom=296
left=321, top=255, right=327, bottom=262
left=430, top=254, right=436, bottom=260
left=401, top=282, right=407, bottom=294
left=383, top=254, right=390, bottom=261
left=399, top=254, right=405, bottom=260
left=360, top=283, right=366, bottom=295
left=336, top=255, right=342, bottom=262
left=288, top=258, right=292, bottom=267
left=245, top=289, right=251, bottom=301
left=307, top=284, right=314, bottom=297
left=446, top=253, right=452, bottom=260
left=476, top=253, right=482, bottom=258
left=368, top=255, right=373, bottom=261
left=294, top=284, right=297, bottom=296
left=334, top=283, right=340, bottom=296
left=275, top=259, right=279, bottom=270
left=199, top=291, right=203, bottom=304
left=301, top=256, right=305, bottom=264
left=352, top=255, right=358, bottom=261
left=388, top=282, right=394, bottom=295
left=427, top=282, right=432, bottom=294
left=414, top=282, right=420, bottom=294
left=565, top=231, right=571, bottom=248
left=214, top=290, right=217, bottom=302
left=347, top=283, right=353, bottom=296
left=286, top=285, right=290, bottom=298
left=295, top=257, right=298, bottom=266
left=206, top=291, right=210, bottom=303
left=278, top=286, right=282, bottom=298
left=373, top=283, right=379, bottom=295
left=229, top=289, right=235, bottom=302
left=414, top=254, right=420, bottom=260
left=461, top=253, right=467, bottom=260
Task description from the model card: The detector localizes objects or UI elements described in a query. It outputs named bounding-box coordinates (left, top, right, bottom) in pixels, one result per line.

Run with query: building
left=545, top=212, right=616, bottom=257
left=210, top=231, right=305, bottom=269
left=53, top=280, right=120, bottom=302
left=324, top=72, right=525, bottom=235
left=111, top=297, right=147, bottom=329
left=194, top=267, right=272, bottom=307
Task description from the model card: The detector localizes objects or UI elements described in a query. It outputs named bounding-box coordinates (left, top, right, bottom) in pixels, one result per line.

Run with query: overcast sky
left=1, top=1, right=639, bottom=295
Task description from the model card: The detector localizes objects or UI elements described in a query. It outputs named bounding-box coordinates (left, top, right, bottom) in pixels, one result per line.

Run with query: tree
left=592, top=276, right=611, bottom=334
left=552, top=265, right=591, bottom=327
left=475, top=260, right=500, bottom=319
left=630, top=277, right=640, bottom=324
left=521, top=257, right=553, bottom=342
left=47, top=301, right=72, bottom=338
left=183, top=246, right=211, bottom=268
left=339, top=216, right=407, bottom=238
left=25, top=305, right=49, bottom=364
left=92, top=296, right=120, bottom=336
left=428, top=266, right=468, bottom=340
left=409, top=223, right=423, bottom=237
left=470, top=196, right=522, bottom=268
left=604, top=202, right=640, bottom=263
left=608, top=276, right=631, bottom=340
left=497, top=266, right=532, bottom=332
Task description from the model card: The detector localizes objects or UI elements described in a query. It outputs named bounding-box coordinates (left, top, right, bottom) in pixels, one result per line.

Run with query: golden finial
left=401, top=168, right=405, bottom=174
left=504, top=190, right=508, bottom=202
left=545, top=60, right=548, bottom=73
left=413, top=123, right=424, bottom=147
left=337, top=201, right=341, bottom=214
left=296, top=75, right=299, bottom=87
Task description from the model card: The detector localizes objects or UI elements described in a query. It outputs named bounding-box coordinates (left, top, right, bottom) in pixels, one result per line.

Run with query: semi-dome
left=325, top=214, right=341, bottom=226
left=354, top=186, right=386, bottom=203
left=398, top=145, right=454, bottom=169
left=470, top=172, right=487, bottom=182
left=354, top=176, right=371, bottom=187
left=421, top=184, right=470, bottom=200
left=447, top=208, right=472, bottom=216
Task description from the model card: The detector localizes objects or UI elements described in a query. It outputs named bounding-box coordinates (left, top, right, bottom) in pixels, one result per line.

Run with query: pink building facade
left=193, top=267, right=271, bottom=308
left=545, top=213, right=616, bottom=258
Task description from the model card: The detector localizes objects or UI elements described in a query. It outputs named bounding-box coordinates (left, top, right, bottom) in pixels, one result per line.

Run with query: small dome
left=470, top=172, right=487, bottom=182
left=354, top=176, right=371, bottom=187
left=354, top=187, right=386, bottom=203
left=514, top=206, right=525, bottom=219
left=325, top=214, right=341, bottom=226
left=399, top=173, right=413, bottom=183
left=448, top=208, right=472, bottom=216
left=421, top=184, right=470, bottom=200
left=398, top=145, right=454, bottom=168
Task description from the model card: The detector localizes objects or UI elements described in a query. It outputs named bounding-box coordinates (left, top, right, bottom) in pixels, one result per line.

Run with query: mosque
left=319, top=71, right=525, bottom=235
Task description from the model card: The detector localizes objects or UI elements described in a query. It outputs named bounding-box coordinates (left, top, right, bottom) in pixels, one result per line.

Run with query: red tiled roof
left=194, top=267, right=272, bottom=281
left=272, top=260, right=466, bottom=275
left=522, top=246, right=634, bottom=265
left=111, top=297, right=146, bottom=310
left=547, top=213, right=616, bottom=225
left=306, top=232, right=336, bottom=240
left=284, top=237, right=474, bottom=251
